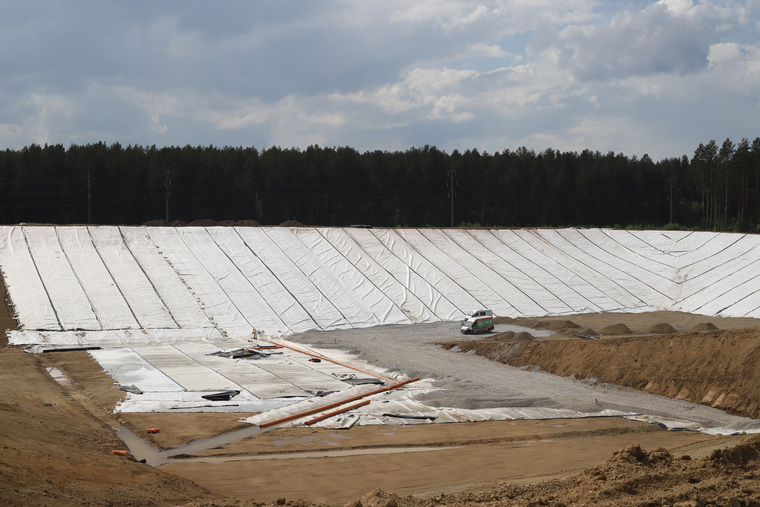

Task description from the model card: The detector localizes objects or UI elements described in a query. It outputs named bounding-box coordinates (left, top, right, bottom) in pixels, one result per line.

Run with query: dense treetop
left=1, top=139, right=759, bottom=231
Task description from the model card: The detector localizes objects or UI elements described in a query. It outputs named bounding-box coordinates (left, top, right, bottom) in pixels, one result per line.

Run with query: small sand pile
left=646, top=323, right=678, bottom=334
left=279, top=219, right=304, bottom=227
left=691, top=322, right=719, bottom=332
left=515, top=331, right=535, bottom=341
left=494, top=331, right=515, bottom=341
left=493, top=330, right=534, bottom=341
left=235, top=219, right=261, bottom=227
left=533, top=320, right=580, bottom=331
left=141, top=219, right=188, bottom=226
left=575, top=327, right=598, bottom=336
left=598, top=323, right=632, bottom=335
left=188, top=219, right=219, bottom=226
left=141, top=219, right=262, bottom=227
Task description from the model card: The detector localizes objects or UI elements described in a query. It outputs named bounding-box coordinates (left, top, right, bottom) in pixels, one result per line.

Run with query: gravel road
left=290, top=322, right=760, bottom=433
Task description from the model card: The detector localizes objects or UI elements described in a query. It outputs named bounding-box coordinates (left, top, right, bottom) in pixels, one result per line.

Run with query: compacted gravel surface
left=290, top=321, right=760, bottom=432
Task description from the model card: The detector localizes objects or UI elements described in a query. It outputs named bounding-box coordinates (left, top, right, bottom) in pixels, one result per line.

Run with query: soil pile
left=646, top=322, right=678, bottom=334
left=599, top=323, right=632, bottom=335
left=533, top=319, right=580, bottom=331
left=141, top=219, right=262, bottom=227
left=692, top=322, right=719, bottom=332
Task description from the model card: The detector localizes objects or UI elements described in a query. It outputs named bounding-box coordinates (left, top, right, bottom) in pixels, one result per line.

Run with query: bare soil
left=3, top=267, right=760, bottom=506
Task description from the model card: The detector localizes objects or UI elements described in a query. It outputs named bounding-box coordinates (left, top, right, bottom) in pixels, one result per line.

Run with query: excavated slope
left=447, top=327, right=760, bottom=419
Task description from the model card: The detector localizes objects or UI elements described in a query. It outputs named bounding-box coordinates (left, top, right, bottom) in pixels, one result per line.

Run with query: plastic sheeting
left=3, top=226, right=760, bottom=344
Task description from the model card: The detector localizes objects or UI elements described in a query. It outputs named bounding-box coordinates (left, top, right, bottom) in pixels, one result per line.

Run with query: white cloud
left=534, top=0, right=744, bottom=80
left=0, top=1, right=757, bottom=160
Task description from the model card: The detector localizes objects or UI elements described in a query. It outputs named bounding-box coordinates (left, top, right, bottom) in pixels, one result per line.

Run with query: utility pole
left=87, top=164, right=91, bottom=224
left=448, top=163, right=456, bottom=227
left=165, top=169, right=171, bottom=222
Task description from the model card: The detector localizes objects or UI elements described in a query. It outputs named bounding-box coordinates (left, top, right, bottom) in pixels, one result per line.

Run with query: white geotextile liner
left=120, top=227, right=212, bottom=329
left=56, top=227, right=139, bottom=330
left=374, top=228, right=481, bottom=317
left=490, top=229, right=610, bottom=314
left=0, top=226, right=59, bottom=330
left=90, top=347, right=183, bottom=392
left=265, top=227, right=379, bottom=329
left=293, top=228, right=410, bottom=327
left=7, top=328, right=223, bottom=347
left=114, top=391, right=300, bottom=413
left=146, top=227, right=255, bottom=338
left=397, top=229, right=517, bottom=316
left=177, top=227, right=293, bottom=336
left=208, top=227, right=314, bottom=334
left=319, top=227, right=433, bottom=323
left=243, top=378, right=637, bottom=428
left=440, top=229, right=562, bottom=315
left=25, top=226, right=101, bottom=330
left=345, top=228, right=461, bottom=320
left=236, top=227, right=349, bottom=332
left=532, top=229, right=652, bottom=310
left=3, top=226, right=760, bottom=345
left=88, top=227, right=178, bottom=329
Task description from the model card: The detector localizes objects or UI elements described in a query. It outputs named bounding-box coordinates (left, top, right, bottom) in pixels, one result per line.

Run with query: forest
left=1, top=138, right=759, bottom=231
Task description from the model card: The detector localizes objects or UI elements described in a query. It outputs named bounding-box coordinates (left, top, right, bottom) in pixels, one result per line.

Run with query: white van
left=460, top=309, right=494, bottom=334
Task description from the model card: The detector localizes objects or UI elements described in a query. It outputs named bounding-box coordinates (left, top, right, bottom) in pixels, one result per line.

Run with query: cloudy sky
left=2, top=0, right=759, bottom=160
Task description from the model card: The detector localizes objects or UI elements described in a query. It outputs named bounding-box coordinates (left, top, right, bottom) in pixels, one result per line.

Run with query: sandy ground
left=3, top=265, right=760, bottom=506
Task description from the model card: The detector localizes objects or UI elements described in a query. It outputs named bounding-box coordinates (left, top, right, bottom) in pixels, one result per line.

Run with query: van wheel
left=488, top=326, right=494, bottom=332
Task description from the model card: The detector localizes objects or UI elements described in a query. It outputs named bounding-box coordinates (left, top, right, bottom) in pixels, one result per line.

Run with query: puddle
left=116, top=424, right=458, bottom=466
left=168, top=446, right=462, bottom=463
left=115, top=424, right=266, bottom=466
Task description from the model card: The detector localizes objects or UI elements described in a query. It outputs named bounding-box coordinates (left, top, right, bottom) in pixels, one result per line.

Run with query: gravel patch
left=290, top=322, right=760, bottom=432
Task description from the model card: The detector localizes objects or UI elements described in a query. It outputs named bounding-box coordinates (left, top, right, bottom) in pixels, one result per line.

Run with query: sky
left=1, top=0, right=759, bottom=161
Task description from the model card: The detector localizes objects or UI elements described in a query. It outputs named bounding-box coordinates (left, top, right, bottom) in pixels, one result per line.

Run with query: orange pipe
left=269, top=340, right=395, bottom=382
left=111, top=450, right=128, bottom=456
left=304, top=399, right=371, bottom=426
left=259, top=377, right=419, bottom=428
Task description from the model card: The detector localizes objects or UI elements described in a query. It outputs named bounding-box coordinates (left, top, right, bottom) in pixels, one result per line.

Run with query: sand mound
left=691, top=322, right=719, bottom=332
left=141, top=219, right=188, bottom=226
left=533, top=320, right=580, bottom=330
left=188, top=219, right=219, bottom=226
left=598, top=323, right=632, bottom=335
left=610, top=444, right=674, bottom=466
left=235, top=219, right=261, bottom=227
left=575, top=327, right=598, bottom=336
left=348, top=488, right=406, bottom=507
left=493, top=331, right=515, bottom=341
left=646, top=323, right=678, bottom=334
left=709, top=437, right=760, bottom=466
left=492, top=330, right=534, bottom=341
left=280, top=219, right=304, bottom=227
left=515, top=331, right=535, bottom=341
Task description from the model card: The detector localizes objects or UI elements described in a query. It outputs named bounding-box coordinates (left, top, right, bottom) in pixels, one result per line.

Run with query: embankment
left=441, top=327, right=760, bottom=419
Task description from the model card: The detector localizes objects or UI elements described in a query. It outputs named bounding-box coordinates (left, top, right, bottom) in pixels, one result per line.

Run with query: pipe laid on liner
left=267, top=340, right=395, bottom=382
left=259, top=377, right=419, bottom=428
left=304, top=399, right=371, bottom=426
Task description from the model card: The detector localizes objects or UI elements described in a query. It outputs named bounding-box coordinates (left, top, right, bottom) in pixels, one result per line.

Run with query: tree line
left=1, top=139, right=759, bottom=231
